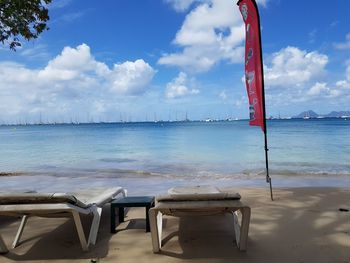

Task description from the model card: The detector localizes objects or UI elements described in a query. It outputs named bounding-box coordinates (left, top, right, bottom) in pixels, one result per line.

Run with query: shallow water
left=0, top=119, right=349, bottom=192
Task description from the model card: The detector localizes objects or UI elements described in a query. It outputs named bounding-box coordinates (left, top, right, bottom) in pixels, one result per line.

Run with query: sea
left=1, top=119, right=350, bottom=195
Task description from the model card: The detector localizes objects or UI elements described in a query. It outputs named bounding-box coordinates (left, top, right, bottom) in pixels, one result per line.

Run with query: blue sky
left=0, top=0, right=350, bottom=123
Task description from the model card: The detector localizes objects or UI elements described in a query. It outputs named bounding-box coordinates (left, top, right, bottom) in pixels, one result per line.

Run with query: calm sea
left=1, top=119, right=350, bottom=194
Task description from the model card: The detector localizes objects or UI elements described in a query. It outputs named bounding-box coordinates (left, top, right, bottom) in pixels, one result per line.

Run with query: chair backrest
left=157, top=186, right=241, bottom=201
left=0, top=192, right=89, bottom=208
left=0, top=187, right=124, bottom=208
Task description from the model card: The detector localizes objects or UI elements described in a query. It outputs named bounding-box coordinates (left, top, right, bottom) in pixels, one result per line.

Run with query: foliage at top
left=0, top=0, right=51, bottom=50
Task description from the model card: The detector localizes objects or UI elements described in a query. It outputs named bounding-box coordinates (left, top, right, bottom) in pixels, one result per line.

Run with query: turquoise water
left=1, top=119, right=350, bottom=193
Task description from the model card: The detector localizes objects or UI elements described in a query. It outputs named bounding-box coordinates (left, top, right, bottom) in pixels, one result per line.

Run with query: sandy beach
left=0, top=187, right=349, bottom=263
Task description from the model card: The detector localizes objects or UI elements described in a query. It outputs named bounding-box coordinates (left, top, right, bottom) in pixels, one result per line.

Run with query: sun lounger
left=149, top=186, right=251, bottom=252
left=0, top=187, right=127, bottom=252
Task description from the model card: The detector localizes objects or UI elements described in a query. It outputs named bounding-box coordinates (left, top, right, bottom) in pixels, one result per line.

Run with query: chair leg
left=233, top=211, right=241, bottom=248
left=12, top=215, right=28, bottom=248
left=145, top=205, right=151, bottom=232
left=72, top=211, right=89, bottom=251
left=149, top=209, right=162, bottom=253
left=111, top=204, right=117, bottom=234
left=233, top=207, right=251, bottom=251
left=88, top=206, right=102, bottom=246
left=0, top=234, right=8, bottom=254
left=122, top=189, right=127, bottom=197
left=239, top=207, right=251, bottom=251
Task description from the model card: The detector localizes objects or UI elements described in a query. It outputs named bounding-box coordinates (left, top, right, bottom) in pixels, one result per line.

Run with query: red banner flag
left=237, top=0, right=266, bottom=132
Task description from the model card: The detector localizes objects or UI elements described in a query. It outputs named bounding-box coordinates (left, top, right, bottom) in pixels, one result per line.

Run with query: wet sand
left=0, top=187, right=349, bottom=262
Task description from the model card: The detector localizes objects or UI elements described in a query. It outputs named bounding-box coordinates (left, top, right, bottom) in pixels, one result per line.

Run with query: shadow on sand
left=0, top=188, right=349, bottom=262
left=0, top=205, right=114, bottom=261
left=150, top=188, right=350, bottom=262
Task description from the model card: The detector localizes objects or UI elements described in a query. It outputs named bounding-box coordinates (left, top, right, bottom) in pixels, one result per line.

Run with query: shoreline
left=0, top=172, right=26, bottom=177
left=2, top=173, right=350, bottom=196
left=0, top=116, right=349, bottom=126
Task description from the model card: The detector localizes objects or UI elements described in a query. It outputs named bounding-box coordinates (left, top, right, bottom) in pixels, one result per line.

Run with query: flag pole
left=263, top=119, right=273, bottom=200
left=252, top=0, right=274, bottom=201
left=237, top=0, right=273, bottom=200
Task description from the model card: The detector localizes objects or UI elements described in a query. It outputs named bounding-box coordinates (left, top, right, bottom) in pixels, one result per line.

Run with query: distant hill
left=293, top=110, right=319, bottom=118
left=292, top=110, right=350, bottom=119
left=324, top=111, right=350, bottom=118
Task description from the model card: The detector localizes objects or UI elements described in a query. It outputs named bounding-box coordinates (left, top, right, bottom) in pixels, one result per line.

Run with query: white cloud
left=334, top=60, right=350, bottom=90
left=19, top=44, right=50, bottom=59
left=0, top=44, right=156, bottom=122
left=256, top=0, right=269, bottom=7
left=330, top=21, right=339, bottom=27
left=50, top=7, right=89, bottom=25
left=233, top=96, right=247, bottom=107
left=335, top=80, right=350, bottom=89
left=166, top=0, right=268, bottom=12
left=165, top=72, right=199, bottom=99
left=159, top=0, right=245, bottom=72
left=49, top=0, right=72, bottom=9
left=308, top=29, right=317, bottom=44
left=264, top=61, right=350, bottom=107
left=264, top=46, right=328, bottom=87
left=110, top=60, right=156, bottom=95
left=334, top=33, right=350, bottom=50
left=258, top=47, right=350, bottom=107
left=164, top=0, right=198, bottom=12
left=38, top=44, right=155, bottom=94
left=306, top=82, right=340, bottom=98
left=59, top=11, right=87, bottom=23
left=307, top=82, right=327, bottom=96
left=38, top=44, right=109, bottom=82
left=219, top=90, right=228, bottom=100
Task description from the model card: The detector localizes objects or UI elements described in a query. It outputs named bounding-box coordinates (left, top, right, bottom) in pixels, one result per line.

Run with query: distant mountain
left=324, top=111, right=350, bottom=118
left=292, top=110, right=350, bottom=119
left=293, top=110, right=319, bottom=118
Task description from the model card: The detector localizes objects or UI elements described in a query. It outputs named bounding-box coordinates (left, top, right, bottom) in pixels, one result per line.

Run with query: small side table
left=111, top=196, right=155, bottom=233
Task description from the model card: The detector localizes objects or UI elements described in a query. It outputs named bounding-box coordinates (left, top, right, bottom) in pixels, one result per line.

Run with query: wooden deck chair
left=0, top=187, right=127, bottom=252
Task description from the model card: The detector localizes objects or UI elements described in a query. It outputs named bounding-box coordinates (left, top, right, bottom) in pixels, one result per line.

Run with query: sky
left=0, top=0, right=350, bottom=123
